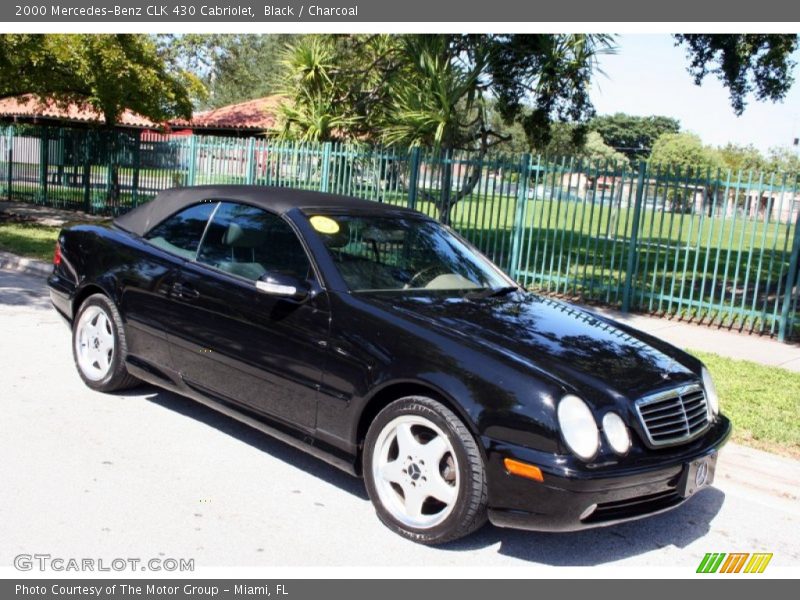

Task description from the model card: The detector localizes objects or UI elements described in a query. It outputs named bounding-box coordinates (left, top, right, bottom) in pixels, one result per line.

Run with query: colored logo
left=696, top=552, right=773, bottom=573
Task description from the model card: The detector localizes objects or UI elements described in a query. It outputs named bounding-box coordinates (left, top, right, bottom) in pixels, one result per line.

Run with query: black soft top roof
left=113, top=185, right=423, bottom=237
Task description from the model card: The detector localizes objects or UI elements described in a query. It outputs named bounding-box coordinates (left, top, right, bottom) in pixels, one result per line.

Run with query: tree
left=716, top=143, right=767, bottom=173
left=581, top=131, right=630, bottom=167
left=276, top=35, right=367, bottom=142
left=650, top=132, right=722, bottom=212
left=765, top=147, right=800, bottom=179
left=0, top=34, right=198, bottom=125
left=485, top=103, right=532, bottom=157
left=276, top=34, right=615, bottom=222
left=156, top=34, right=297, bottom=110
left=674, top=34, right=799, bottom=115
left=649, top=132, right=721, bottom=171
left=589, top=113, right=681, bottom=163
left=529, top=122, right=629, bottom=167
left=532, top=122, right=582, bottom=157
left=0, top=34, right=200, bottom=204
left=487, top=34, right=616, bottom=149
left=702, top=144, right=800, bottom=180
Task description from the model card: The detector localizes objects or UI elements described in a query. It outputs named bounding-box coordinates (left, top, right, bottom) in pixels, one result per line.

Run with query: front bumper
left=484, top=415, right=732, bottom=532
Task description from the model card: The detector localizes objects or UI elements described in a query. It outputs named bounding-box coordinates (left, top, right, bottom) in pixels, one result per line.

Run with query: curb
left=717, top=443, right=800, bottom=503
left=0, top=250, right=52, bottom=279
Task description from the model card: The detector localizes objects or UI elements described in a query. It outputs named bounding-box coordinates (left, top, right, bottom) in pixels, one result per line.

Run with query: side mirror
left=255, top=272, right=310, bottom=300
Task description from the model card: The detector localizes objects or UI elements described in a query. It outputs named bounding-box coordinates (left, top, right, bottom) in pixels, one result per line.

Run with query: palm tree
left=275, top=34, right=615, bottom=223
left=276, top=37, right=361, bottom=142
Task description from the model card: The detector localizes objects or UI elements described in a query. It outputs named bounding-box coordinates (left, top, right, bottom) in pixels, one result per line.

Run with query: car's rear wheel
left=363, top=396, right=488, bottom=544
left=72, top=293, right=139, bottom=392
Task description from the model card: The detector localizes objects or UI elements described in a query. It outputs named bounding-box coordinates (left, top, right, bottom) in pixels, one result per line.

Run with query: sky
left=589, top=34, right=800, bottom=153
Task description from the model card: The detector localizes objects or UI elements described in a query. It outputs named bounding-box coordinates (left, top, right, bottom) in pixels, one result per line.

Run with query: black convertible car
left=48, top=185, right=731, bottom=544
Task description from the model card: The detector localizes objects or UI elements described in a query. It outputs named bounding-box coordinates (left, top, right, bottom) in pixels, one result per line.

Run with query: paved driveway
left=0, top=269, right=798, bottom=569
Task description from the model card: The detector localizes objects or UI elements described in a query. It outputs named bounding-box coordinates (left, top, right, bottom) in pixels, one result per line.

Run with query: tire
left=363, top=396, right=488, bottom=544
left=72, top=293, right=139, bottom=392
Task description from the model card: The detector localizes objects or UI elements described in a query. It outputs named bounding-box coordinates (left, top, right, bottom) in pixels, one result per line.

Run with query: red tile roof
left=189, top=95, right=285, bottom=130
left=0, top=94, right=158, bottom=128
left=0, top=94, right=286, bottom=132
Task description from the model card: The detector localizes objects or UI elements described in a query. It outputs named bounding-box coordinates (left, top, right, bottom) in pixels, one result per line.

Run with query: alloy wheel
left=371, top=415, right=459, bottom=529
left=74, top=305, right=115, bottom=381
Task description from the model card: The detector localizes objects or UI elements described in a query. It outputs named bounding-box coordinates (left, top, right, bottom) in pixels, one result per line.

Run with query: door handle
left=172, top=282, right=200, bottom=300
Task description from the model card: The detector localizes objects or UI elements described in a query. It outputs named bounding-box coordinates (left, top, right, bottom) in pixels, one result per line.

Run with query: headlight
left=701, top=367, right=720, bottom=417
left=602, top=412, right=631, bottom=455
left=557, top=395, right=599, bottom=460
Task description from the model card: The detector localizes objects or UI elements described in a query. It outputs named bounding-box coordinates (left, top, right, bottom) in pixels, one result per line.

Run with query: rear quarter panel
left=52, top=224, right=183, bottom=371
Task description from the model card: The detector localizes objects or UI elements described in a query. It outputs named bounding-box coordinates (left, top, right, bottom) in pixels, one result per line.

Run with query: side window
left=144, top=202, right=217, bottom=260
left=197, top=202, right=311, bottom=282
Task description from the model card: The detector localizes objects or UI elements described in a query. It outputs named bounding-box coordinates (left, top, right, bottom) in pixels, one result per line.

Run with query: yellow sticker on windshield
left=309, top=215, right=340, bottom=235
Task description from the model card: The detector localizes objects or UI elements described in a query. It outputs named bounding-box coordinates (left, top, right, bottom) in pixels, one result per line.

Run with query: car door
left=166, top=201, right=329, bottom=431
left=121, top=201, right=218, bottom=374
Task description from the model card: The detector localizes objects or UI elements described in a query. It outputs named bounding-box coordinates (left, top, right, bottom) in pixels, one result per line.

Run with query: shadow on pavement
left=135, top=383, right=725, bottom=565
left=138, top=385, right=369, bottom=501
left=0, top=270, right=52, bottom=310
left=443, top=488, right=724, bottom=565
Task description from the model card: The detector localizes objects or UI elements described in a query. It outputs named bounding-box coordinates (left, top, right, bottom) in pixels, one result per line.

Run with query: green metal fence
left=2, top=124, right=799, bottom=341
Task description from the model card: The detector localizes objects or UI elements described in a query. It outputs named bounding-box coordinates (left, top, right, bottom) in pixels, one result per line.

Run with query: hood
left=359, top=291, right=698, bottom=405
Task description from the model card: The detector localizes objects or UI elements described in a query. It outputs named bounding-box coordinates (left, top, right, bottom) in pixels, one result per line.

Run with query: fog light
left=503, top=458, right=544, bottom=482
left=579, top=504, right=597, bottom=520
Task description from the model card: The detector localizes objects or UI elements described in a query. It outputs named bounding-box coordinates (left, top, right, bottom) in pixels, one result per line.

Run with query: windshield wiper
left=464, top=286, right=520, bottom=300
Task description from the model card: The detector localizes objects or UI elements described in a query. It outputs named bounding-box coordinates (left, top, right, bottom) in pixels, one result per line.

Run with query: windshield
left=307, top=213, right=511, bottom=293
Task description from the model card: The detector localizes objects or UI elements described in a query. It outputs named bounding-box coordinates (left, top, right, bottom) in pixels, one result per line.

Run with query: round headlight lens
left=557, top=395, right=599, bottom=460
left=701, top=367, right=720, bottom=416
left=602, top=412, right=631, bottom=455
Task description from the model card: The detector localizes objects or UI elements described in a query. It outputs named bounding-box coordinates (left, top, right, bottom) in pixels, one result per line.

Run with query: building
left=187, top=96, right=284, bottom=137
left=0, top=94, right=284, bottom=138
left=0, top=94, right=160, bottom=130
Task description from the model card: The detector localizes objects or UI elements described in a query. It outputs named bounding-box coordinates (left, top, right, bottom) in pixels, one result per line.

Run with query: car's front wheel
left=363, top=396, right=488, bottom=544
left=72, top=293, right=139, bottom=392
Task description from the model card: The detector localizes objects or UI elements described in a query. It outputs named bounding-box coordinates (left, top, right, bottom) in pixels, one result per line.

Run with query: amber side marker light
left=503, top=458, right=544, bottom=482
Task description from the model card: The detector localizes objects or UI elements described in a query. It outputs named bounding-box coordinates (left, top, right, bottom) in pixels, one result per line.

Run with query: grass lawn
left=0, top=221, right=60, bottom=261
left=690, top=350, right=800, bottom=458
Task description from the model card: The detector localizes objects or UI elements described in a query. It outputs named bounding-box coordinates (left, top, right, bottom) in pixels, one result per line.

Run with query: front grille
left=635, top=384, right=709, bottom=447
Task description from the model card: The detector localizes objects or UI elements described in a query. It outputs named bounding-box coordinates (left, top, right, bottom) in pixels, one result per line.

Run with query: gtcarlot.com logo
left=697, top=552, right=773, bottom=574
left=14, top=553, right=194, bottom=572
